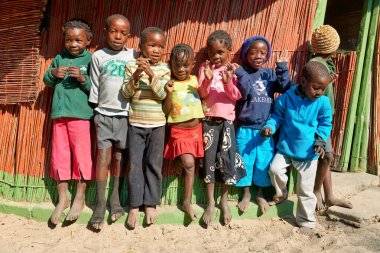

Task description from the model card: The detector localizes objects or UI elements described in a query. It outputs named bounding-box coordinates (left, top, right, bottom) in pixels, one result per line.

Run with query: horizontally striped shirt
left=121, top=60, right=170, bottom=126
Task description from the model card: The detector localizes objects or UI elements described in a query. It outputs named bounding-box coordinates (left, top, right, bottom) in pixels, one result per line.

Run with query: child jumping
left=234, top=36, right=291, bottom=214
left=261, top=61, right=332, bottom=236
left=199, top=30, right=246, bottom=226
left=163, top=44, right=205, bottom=221
left=121, top=27, right=170, bottom=229
left=43, top=19, right=94, bottom=224
left=310, top=25, right=353, bottom=211
left=89, top=14, right=137, bottom=230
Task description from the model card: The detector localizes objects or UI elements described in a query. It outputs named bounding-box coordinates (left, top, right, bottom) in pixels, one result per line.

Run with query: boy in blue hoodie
left=234, top=36, right=291, bottom=214
left=261, top=61, right=332, bottom=236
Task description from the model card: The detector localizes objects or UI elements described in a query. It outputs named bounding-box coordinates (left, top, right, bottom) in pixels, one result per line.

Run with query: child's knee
left=180, top=158, right=195, bottom=173
left=97, top=150, right=111, bottom=167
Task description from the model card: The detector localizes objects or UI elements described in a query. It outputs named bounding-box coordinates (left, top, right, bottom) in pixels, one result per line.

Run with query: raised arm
left=121, top=63, right=138, bottom=99
left=274, top=50, right=291, bottom=93
left=222, top=66, right=242, bottom=101
left=198, top=62, right=213, bottom=99
left=162, top=80, right=174, bottom=116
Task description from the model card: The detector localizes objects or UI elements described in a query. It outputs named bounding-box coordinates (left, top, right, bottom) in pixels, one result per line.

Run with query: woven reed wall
left=0, top=0, right=358, bottom=204
left=0, top=0, right=45, bottom=104
left=331, top=52, right=357, bottom=170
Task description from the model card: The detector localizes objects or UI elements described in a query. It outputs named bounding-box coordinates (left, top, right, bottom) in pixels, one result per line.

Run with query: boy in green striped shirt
left=121, top=27, right=170, bottom=229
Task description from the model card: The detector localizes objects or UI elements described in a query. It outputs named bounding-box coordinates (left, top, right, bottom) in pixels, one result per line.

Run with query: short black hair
left=170, top=43, right=194, bottom=67
left=140, top=27, right=165, bottom=45
left=302, top=61, right=332, bottom=83
left=63, top=19, right=92, bottom=39
left=207, top=30, right=232, bottom=50
left=105, top=14, right=130, bottom=30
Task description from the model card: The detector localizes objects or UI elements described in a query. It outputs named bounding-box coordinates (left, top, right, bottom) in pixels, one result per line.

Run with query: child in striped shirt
left=121, top=27, right=170, bottom=229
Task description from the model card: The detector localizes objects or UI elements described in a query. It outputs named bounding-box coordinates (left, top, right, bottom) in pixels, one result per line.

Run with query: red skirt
left=164, top=123, right=204, bottom=159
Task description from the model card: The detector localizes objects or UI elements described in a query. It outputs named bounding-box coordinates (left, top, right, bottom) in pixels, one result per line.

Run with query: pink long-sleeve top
left=198, top=62, right=242, bottom=121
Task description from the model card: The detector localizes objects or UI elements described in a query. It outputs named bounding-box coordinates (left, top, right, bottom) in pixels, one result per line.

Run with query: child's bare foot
left=220, top=199, right=232, bottom=226
left=256, top=196, right=270, bottom=214
left=126, top=207, right=139, bottom=229
left=66, top=195, right=84, bottom=221
left=110, top=197, right=125, bottom=222
left=314, top=190, right=325, bottom=211
left=182, top=200, right=197, bottom=221
left=90, top=203, right=106, bottom=230
left=269, top=193, right=288, bottom=205
left=202, top=201, right=215, bottom=226
left=111, top=208, right=125, bottom=222
left=237, top=191, right=251, bottom=213
left=297, top=227, right=315, bottom=237
left=50, top=198, right=70, bottom=225
left=326, top=197, right=353, bottom=209
left=145, top=206, right=158, bottom=225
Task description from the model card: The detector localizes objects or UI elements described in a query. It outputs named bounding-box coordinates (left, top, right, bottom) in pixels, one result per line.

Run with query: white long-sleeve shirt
left=89, top=48, right=137, bottom=116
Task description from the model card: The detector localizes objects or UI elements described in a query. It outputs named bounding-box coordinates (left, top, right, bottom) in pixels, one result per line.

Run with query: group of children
left=43, top=14, right=353, bottom=235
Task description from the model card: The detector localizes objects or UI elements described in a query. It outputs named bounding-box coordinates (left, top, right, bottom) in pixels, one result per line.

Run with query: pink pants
left=51, top=118, right=94, bottom=181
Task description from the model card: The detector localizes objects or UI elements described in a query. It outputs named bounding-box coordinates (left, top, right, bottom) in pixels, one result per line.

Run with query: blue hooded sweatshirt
left=264, top=85, right=332, bottom=161
left=235, top=36, right=291, bottom=129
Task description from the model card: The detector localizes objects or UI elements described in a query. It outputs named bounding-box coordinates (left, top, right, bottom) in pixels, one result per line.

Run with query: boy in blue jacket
left=261, top=61, right=332, bottom=236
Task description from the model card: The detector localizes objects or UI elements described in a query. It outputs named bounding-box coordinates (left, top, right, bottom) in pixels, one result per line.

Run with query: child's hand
left=51, top=66, right=68, bottom=79
left=314, top=146, right=325, bottom=159
left=222, top=63, right=234, bottom=84
left=68, top=66, right=86, bottom=83
left=260, top=127, right=272, bottom=138
left=231, top=63, right=241, bottom=72
left=133, top=57, right=150, bottom=77
left=204, top=60, right=214, bottom=80
left=165, top=80, right=174, bottom=93
left=136, top=57, right=154, bottom=80
left=277, top=50, right=289, bottom=63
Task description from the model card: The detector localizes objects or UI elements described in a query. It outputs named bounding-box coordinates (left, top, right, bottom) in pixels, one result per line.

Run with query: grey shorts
left=94, top=113, right=128, bottom=149
left=325, top=137, right=332, bottom=153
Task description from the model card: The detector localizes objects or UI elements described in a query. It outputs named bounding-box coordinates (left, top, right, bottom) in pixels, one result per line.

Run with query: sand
left=0, top=212, right=379, bottom=253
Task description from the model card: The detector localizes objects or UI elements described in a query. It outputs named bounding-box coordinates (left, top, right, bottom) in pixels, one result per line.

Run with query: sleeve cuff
left=47, top=69, right=57, bottom=81
left=314, top=135, right=326, bottom=149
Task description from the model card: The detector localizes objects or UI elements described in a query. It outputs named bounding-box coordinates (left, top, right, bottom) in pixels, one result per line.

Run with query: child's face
left=301, top=75, right=330, bottom=101
left=140, top=32, right=166, bottom=64
left=171, top=53, right=194, bottom=81
left=64, top=28, right=90, bottom=57
left=247, top=40, right=268, bottom=69
left=105, top=18, right=130, bottom=51
left=207, top=40, right=230, bottom=68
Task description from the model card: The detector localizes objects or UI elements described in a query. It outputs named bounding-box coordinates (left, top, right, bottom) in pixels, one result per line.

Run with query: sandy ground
left=0, top=212, right=379, bottom=253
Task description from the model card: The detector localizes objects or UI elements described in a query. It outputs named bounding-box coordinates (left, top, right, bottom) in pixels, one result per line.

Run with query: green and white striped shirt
left=121, top=60, right=170, bottom=126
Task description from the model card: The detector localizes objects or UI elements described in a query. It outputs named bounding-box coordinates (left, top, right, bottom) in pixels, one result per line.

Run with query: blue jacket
left=264, top=85, right=332, bottom=161
left=235, top=62, right=291, bottom=129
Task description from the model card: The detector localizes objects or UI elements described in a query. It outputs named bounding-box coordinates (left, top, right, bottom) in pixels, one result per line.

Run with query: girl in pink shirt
left=198, top=30, right=246, bottom=226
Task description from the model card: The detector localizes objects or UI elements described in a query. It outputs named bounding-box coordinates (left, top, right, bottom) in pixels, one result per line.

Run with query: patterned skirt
left=201, top=117, right=246, bottom=185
